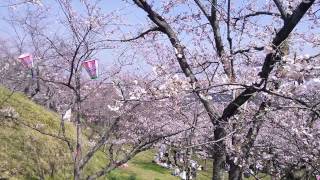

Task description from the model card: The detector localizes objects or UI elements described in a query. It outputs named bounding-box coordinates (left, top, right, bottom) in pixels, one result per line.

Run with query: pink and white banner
left=82, top=59, right=98, bottom=79
left=18, top=53, right=33, bottom=68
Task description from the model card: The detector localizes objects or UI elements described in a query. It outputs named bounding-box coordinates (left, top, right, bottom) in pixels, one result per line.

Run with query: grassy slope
left=0, top=87, right=75, bottom=179
left=0, top=87, right=214, bottom=180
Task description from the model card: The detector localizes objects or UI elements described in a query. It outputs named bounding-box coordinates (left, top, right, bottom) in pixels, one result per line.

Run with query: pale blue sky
left=0, top=0, right=148, bottom=72
left=0, top=0, right=319, bottom=72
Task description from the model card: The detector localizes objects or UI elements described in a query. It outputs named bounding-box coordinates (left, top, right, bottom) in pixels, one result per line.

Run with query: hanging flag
left=18, top=53, right=33, bottom=68
left=82, top=59, right=98, bottom=79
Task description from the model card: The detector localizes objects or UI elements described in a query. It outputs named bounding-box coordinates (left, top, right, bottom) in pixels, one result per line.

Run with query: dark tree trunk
left=204, top=158, right=207, bottom=171
left=228, top=162, right=242, bottom=180
left=212, top=127, right=226, bottom=180
left=74, top=74, right=82, bottom=180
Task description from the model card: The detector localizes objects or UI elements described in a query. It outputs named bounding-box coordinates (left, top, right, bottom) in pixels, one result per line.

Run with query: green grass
left=0, top=87, right=75, bottom=179
left=0, top=87, right=214, bottom=180
left=107, top=150, right=215, bottom=180
left=107, top=151, right=179, bottom=180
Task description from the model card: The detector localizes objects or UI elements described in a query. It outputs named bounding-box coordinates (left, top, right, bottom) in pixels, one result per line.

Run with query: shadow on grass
left=132, top=161, right=168, bottom=174
left=107, top=171, right=138, bottom=180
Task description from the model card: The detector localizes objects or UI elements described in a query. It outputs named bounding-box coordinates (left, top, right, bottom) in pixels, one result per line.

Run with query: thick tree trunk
left=212, top=152, right=225, bottom=180
left=228, top=162, right=242, bottom=180
left=212, top=127, right=226, bottom=180
left=74, top=167, right=80, bottom=180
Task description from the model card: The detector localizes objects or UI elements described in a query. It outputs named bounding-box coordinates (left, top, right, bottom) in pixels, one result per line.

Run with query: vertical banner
left=18, top=53, right=33, bottom=68
left=82, top=59, right=98, bottom=79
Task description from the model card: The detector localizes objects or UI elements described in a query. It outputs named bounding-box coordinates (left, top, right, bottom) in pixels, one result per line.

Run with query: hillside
left=0, top=87, right=214, bottom=180
left=0, top=87, right=76, bottom=179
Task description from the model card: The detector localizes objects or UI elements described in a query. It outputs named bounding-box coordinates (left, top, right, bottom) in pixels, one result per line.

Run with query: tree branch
left=273, top=0, right=289, bottom=20
left=233, top=46, right=264, bottom=55
left=221, top=0, right=316, bottom=121
left=105, top=26, right=162, bottom=42
left=234, top=11, right=281, bottom=23
left=193, top=0, right=210, bottom=18
left=85, top=127, right=192, bottom=180
left=194, top=0, right=235, bottom=81
left=79, top=102, right=141, bottom=170
left=132, top=0, right=220, bottom=124
left=10, top=116, right=74, bottom=152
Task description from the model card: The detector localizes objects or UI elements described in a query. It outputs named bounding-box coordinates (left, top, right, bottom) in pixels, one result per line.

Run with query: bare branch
left=233, top=46, right=265, bottom=55
left=183, top=130, right=236, bottom=149
left=8, top=116, right=74, bottom=152
left=194, top=0, right=235, bottom=81
left=234, top=11, right=281, bottom=23
left=105, top=26, right=162, bottom=42
left=193, top=0, right=210, bottom=18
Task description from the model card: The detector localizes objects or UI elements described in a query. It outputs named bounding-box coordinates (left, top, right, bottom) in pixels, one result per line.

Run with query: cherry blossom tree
left=1, top=0, right=320, bottom=179
left=113, top=0, right=320, bottom=179
left=0, top=0, right=197, bottom=179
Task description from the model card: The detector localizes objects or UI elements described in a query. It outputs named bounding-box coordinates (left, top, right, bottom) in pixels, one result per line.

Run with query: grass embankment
left=0, top=87, right=75, bottom=179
